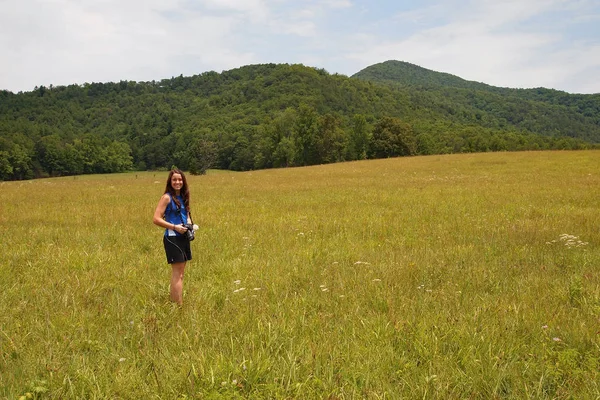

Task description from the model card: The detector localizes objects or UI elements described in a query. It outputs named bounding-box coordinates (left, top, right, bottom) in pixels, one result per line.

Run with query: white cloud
left=543, top=43, right=600, bottom=93
left=0, top=0, right=259, bottom=89
left=272, top=20, right=318, bottom=37
left=323, top=0, right=352, bottom=9
left=200, top=0, right=270, bottom=22
left=343, top=0, right=600, bottom=92
left=0, top=0, right=598, bottom=93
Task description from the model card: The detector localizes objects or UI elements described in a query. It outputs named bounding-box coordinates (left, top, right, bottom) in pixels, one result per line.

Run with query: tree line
left=0, top=63, right=597, bottom=181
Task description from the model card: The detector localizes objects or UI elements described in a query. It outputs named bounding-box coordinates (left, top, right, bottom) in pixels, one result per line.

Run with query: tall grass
left=1, top=151, right=599, bottom=399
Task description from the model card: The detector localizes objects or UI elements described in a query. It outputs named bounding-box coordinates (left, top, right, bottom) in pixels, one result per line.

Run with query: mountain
left=352, top=60, right=600, bottom=143
left=0, top=62, right=598, bottom=180
left=353, top=60, right=600, bottom=98
left=353, top=60, right=499, bottom=92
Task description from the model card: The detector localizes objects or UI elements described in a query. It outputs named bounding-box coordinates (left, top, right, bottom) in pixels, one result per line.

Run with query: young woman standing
left=153, top=169, right=193, bottom=305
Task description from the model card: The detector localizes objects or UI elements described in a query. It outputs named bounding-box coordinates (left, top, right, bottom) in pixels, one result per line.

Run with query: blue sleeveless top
left=164, top=194, right=188, bottom=237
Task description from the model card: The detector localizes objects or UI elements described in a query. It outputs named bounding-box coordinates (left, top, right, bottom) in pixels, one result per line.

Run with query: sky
left=1, top=0, right=599, bottom=94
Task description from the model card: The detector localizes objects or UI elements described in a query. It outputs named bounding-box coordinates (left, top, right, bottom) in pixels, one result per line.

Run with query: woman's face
left=171, top=173, right=184, bottom=192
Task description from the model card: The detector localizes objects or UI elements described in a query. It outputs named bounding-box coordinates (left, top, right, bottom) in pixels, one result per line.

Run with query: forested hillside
left=0, top=62, right=597, bottom=181
left=353, top=60, right=600, bottom=142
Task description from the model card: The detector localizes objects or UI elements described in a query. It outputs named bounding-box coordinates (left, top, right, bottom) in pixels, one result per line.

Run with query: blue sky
left=1, top=0, right=599, bottom=94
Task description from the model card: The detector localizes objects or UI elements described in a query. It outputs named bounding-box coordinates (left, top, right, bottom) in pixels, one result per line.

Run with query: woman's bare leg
left=170, top=262, right=186, bottom=305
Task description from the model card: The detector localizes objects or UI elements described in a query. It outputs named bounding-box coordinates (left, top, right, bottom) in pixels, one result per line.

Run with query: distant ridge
left=352, top=59, right=600, bottom=98
left=351, top=60, right=600, bottom=144
left=0, top=61, right=598, bottom=181
left=352, top=60, right=498, bottom=92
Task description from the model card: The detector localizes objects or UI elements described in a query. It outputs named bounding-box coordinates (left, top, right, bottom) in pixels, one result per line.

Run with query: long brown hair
left=164, top=169, right=190, bottom=212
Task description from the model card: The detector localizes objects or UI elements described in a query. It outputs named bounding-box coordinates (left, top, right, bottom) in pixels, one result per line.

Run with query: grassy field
left=1, top=150, right=599, bottom=399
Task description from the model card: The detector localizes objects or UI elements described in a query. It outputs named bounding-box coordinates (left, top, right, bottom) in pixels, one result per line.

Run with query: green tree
left=293, top=104, right=319, bottom=166
left=269, top=108, right=297, bottom=168
left=9, top=144, right=34, bottom=180
left=316, top=113, right=347, bottom=164
left=63, top=142, right=84, bottom=175
left=36, top=135, right=66, bottom=176
left=370, top=117, right=416, bottom=158
left=229, top=131, right=255, bottom=171
left=348, top=114, right=370, bottom=160
left=189, top=138, right=218, bottom=175
left=416, top=132, right=436, bottom=155
left=252, top=126, right=275, bottom=170
left=105, top=141, right=133, bottom=172
left=272, top=137, right=296, bottom=168
left=0, top=151, right=13, bottom=180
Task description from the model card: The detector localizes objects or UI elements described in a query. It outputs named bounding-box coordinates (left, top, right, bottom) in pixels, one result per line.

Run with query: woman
left=153, top=169, right=193, bottom=305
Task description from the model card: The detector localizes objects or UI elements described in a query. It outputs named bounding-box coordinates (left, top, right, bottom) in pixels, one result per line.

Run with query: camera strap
left=175, top=201, right=195, bottom=241
left=175, top=202, right=193, bottom=226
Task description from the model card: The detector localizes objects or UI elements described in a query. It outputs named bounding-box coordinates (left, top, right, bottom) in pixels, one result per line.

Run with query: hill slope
left=352, top=60, right=600, bottom=143
left=0, top=63, right=598, bottom=180
left=353, top=60, right=498, bottom=92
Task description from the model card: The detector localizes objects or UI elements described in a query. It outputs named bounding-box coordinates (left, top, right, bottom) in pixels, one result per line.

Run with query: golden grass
left=1, top=151, right=599, bottom=399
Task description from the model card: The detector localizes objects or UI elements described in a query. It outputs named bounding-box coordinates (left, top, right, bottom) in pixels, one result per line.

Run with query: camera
left=183, top=223, right=195, bottom=241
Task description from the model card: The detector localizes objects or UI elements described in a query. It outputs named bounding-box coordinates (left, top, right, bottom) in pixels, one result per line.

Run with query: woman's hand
left=173, top=224, right=188, bottom=234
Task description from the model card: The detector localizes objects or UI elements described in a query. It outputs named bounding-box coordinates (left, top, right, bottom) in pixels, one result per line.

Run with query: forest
left=0, top=61, right=598, bottom=181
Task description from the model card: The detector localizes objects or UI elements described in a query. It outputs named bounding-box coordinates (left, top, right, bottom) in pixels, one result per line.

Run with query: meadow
left=0, top=150, right=599, bottom=399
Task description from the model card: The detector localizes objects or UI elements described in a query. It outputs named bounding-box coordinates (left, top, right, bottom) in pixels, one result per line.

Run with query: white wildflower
left=549, top=234, right=587, bottom=248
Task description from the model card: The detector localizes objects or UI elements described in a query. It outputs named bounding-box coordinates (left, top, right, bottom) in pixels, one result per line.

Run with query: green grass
left=1, top=151, right=599, bottom=399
